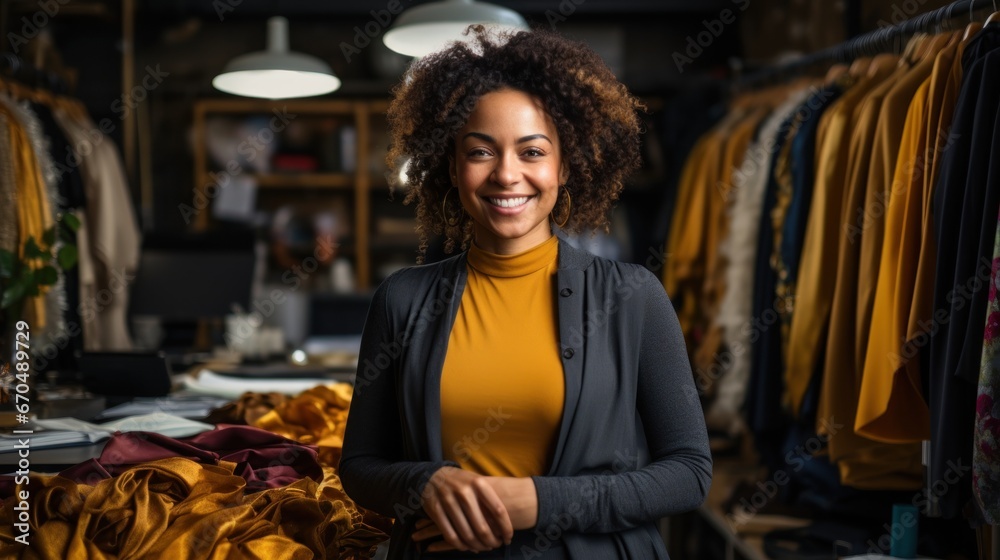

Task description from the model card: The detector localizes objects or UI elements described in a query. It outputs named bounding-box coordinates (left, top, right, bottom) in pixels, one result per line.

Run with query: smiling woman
left=340, top=25, right=711, bottom=560
left=384, top=25, right=645, bottom=259
left=451, top=88, right=566, bottom=255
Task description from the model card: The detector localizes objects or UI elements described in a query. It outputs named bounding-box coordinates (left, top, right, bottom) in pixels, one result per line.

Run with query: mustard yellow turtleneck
left=440, top=235, right=565, bottom=477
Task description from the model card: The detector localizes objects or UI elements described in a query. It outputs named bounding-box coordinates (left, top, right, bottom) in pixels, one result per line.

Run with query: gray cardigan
left=340, top=238, right=712, bottom=559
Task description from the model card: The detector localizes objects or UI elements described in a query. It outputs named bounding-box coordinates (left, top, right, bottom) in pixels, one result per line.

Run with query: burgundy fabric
left=59, top=425, right=322, bottom=492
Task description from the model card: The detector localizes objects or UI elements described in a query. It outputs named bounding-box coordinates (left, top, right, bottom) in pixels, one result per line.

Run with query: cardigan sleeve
left=339, top=272, right=458, bottom=521
left=531, top=267, right=712, bottom=533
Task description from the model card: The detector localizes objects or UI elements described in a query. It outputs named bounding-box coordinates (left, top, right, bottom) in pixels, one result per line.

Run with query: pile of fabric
left=0, top=384, right=390, bottom=559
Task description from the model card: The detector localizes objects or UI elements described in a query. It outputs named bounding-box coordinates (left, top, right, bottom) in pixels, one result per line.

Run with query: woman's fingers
left=420, top=467, right=514, bottom=552
left=455, top=481, right=503, bottom=549
left=423, top=498, right=465, bottom=550
left=477, top=479, right=514, bottom=544
left=411, top=518, right=443, bottom=541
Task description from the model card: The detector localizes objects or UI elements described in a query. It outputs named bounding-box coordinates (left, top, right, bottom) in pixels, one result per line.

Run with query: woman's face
left=451, top=88, right=567, bottom=255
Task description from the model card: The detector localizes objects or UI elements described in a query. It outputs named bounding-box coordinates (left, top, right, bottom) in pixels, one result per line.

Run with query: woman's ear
left=559, top=162, right=570, bottom=186
left=448, top=156, right=458, bottom=186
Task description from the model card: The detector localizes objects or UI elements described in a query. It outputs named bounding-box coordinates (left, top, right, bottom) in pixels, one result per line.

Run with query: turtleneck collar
left=467, top=235, right=558, bottom=278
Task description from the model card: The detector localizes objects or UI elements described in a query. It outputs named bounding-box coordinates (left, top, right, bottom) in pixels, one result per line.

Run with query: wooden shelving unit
left=191, top=97, right=416, bottom=290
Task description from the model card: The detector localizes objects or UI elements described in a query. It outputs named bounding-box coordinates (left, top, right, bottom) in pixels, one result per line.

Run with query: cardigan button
left=560, top=288, right=573, bottom=297
left=562, top=348, right=575, bottom=359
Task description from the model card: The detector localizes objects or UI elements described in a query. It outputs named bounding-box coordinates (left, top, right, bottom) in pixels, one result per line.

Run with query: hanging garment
left=0, top=96, right=69, bottom=346
left=746, top=107, right=799, bottom=472
left=855, top=33, right=953, bottom=390
left=976, top=205, right=1000, bottom=525
left=746, top=81, right=844, bottom=455
left=929, top=26, right=1000, bottom=519
left=692, top=105, right=771, bottom=392
left=665, top=108, right=749, bottom=365
left=0, top=114, right=17, bottom=255
left=707, top=86, right=812, bottom=436
left=774, top=83, right=844, bottom=389
left=52, top=106, right=140, bottom=351
left=785, top=58, right=896, bottom=420
left=30, top=99, right=88, bottom=370
left=817, top=53, right=925, bottom=490
left=857, top=32, right=962, bottom=443
left=0, top=96, right=53, bottom=330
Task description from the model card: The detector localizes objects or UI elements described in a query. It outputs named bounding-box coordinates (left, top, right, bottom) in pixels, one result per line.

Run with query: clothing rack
left=734, top=1, right=1000, bottom=556
left=0, top=51, right=71, bottom=94
left=736, top=0, right=997, bottom=89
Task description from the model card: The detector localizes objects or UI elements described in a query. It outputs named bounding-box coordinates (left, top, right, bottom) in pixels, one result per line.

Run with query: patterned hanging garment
left=975, top=206, right=1000, bottom=525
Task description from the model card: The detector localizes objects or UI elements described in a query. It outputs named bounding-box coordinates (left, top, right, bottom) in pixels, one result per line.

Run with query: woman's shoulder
left=375, top=251, right=467, bottom=300
left=565, top=242, right=660, bottom=290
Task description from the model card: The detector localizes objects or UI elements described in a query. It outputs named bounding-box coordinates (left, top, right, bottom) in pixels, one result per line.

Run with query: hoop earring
left=551, top=185, right=572, bottom=229
left=442, top=187, right=462, bottom=227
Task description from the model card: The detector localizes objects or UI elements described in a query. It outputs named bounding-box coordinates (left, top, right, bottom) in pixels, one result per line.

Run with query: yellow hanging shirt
left=440, top=236, right=565, bottom=477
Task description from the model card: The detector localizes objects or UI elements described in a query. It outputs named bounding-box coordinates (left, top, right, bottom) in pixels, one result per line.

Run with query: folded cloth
left=59, top=424, right=324, bottom=492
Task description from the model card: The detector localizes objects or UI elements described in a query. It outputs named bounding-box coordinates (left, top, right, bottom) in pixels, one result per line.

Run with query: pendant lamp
left=213, top=16, right=341, bottom=99
left=383, top=0, right=528, bottom=57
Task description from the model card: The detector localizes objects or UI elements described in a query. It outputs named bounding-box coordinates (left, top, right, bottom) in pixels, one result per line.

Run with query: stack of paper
left=0, top=413, right=214, bottom=450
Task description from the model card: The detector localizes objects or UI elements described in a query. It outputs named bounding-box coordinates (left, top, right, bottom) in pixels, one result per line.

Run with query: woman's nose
left=491, top=154, right=521, bottom=186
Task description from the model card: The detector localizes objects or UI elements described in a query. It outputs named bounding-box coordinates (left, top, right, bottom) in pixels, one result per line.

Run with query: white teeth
left=488, top=196, right=530, bottom=208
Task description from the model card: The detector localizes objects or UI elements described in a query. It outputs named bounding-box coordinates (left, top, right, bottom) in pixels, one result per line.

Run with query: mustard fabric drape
left=0, top=113, right=17, bottom=256
left=857, top=32, right=964, bottom=443
left=0, top=458, right=383, bottom=559
left=784, top=59, right=897, bottom=418
left=815, top=53, right=925, bottom=490
left=0, top=383, right=391, bottom=559
left=0, top=99, right=53, bottom=329
left=665, top=102, right=772, bottom=395
left=692, top=106, right=771, bottom=387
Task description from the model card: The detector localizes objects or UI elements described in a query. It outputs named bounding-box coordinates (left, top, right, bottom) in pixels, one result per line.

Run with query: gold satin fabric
left=252, top=384, right=354, bottom=468
left=0, top=457, right=385, bottom=559
left=0, top=383, right=391, bottom=559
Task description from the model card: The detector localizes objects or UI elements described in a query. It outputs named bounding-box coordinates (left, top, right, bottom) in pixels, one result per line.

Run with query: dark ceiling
left=138, top=0, right=735, bottom=18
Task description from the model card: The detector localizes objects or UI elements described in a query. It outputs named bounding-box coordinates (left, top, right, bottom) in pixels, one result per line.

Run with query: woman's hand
left=415, top=466, right=514, bottom=552
left=481, top=476, right=538, bottom=530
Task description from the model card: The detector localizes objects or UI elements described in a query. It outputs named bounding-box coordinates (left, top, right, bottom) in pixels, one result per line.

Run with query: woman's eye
left=468, top=148, right=491, bottom=157
left=524, top=148, right=544, bottom=157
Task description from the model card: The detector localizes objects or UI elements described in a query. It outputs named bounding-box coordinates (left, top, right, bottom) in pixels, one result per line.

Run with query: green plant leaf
left=24, top=236, right=46, bottom=259
left=18, top=268, right=36, bottom=297
left=37, top=266, right=58, bottom=286
left=0, top=249, right=14, bottom=279
left=42, top=227, right=56, bottom=247
left=63, top=213, right=81, bottom=232
left=1, top=282, right=26, bottom=309
left=58, top=245, right=78, bottom=270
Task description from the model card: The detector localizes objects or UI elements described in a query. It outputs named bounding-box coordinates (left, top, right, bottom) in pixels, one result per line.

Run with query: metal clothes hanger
left=985, top=0, right=1000, bottom=26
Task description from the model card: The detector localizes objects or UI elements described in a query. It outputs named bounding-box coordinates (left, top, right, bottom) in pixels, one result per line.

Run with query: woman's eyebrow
left=461, top=132, right=552, bottom=144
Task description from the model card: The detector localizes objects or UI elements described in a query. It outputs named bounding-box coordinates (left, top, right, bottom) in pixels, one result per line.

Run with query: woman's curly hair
left=386, top=25, right=644, bottom=259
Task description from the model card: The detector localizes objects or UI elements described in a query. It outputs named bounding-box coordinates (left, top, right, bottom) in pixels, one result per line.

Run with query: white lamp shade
left=213, top=17, right=341, bottom=99
left=383, top=0, right=528, bottom=57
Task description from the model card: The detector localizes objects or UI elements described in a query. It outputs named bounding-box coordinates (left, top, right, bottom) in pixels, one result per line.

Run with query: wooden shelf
left=193, top=98, right=393, bottom=289
left=255, top=173, right=353, bottom=189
